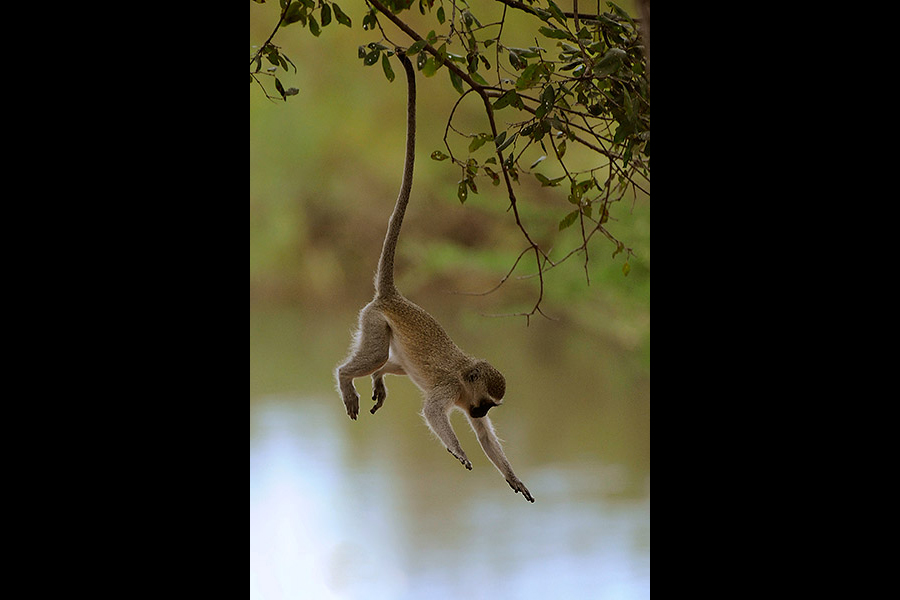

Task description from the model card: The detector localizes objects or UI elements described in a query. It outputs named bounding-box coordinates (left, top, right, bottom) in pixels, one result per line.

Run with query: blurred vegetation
left=250, top=0, right=649, bottom=368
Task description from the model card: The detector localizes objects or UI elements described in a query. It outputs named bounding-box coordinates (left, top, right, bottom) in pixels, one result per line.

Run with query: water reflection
left=250, top=395, right=649, bottom=600
left=250, top=306, right=649, bottom=599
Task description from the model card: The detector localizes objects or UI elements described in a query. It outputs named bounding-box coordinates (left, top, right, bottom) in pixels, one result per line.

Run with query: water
left=250, top=307, right=649, bottom=599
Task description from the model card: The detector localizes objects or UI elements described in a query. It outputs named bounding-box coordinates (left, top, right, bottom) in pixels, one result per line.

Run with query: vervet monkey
left=335, top=50, right=534, bottom=503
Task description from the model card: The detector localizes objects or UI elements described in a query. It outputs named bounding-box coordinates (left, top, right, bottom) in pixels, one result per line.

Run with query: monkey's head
left=462, top=360, right=506, bottom=419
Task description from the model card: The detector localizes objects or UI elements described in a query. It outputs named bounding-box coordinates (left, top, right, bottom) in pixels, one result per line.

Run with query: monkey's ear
left=463, top=366, right=480, bottom=383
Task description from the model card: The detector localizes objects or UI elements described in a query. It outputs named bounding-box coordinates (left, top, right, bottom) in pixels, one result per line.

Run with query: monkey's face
left=463, top=361, right=506, bottom=419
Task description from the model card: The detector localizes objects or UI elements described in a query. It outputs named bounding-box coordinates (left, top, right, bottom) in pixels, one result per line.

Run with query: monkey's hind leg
left=371, top=359, right=406, bottom=414
left=336, top=308, right=391, bottom=420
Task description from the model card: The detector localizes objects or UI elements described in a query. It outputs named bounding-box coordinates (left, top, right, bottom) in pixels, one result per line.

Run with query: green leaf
left=407, top=39, right=427, bottom=56
left=422, top=57, right=440, bottom=77
left=538, top=26, right=574, bottom=41
left=449, top=69, right=464, bottom=94
left=623, top=87, right=635, bottom=122
left=622, top=261, right=631, bottom=276
left=541, top=84, right=555, bottom=107
left=559, top=210, right=579, bottom=231
left=382, top=54, right=395, bottom=82
left=275, top=77, right=285, bottom=98
left=492, top=89, right=520, bottom=110
left=437, top=6, right=445, bottom=24
left=607, top=1, right=636, bottom=30
left=457, top=181, right=468, bottom=204
left=308, top=15, right=320, bottom=36
left=364, top=48, right=380, bottom=66
left=496, top=131, right=518, bottom=152
left=593, top=48, right=627, bottom=78
left=281, top=52, right=297, bottom=73
left=530, top=155, right=546, bottom=169
left=431, top=150, right=450, bottom=161
left=535, top=172, right=564, bottom=187
left=469, top=134, right=490, bottom=152
left=471, top=72, right=490, bottom=87
left=613, top=120, right=632, bottom=143
left=546, top=0, right=567, bottom=24
left=332, top=2, right=351, bottom=26
left=282, top=2, right=305, bottom=25
left=320, top=3, right=332, bottom=26
left=515, top=63, right=541, bottom=90
left=508, top=50, right=525, bottom=71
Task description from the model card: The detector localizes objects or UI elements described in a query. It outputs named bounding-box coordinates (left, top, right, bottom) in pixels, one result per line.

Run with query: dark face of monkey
left=464, top=361, right=506, bottom=419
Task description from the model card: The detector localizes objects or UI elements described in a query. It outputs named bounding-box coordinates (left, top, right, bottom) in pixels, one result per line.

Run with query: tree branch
left=366, top=0, right=492, bottom=95
left=250, top=2, right=290, bottom=67
left=367, top=0, right=554, bottom=323
left=492, top=0, right=624, bottom=23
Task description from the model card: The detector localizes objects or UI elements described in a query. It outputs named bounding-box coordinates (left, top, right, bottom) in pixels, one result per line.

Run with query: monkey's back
left=376, top=293, right=469, bottom=389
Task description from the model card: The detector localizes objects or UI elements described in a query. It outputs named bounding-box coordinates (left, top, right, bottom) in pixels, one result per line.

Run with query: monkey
left=334, top=49, right=534, bottom=503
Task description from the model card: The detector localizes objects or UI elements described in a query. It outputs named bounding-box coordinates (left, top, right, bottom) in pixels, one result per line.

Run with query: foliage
left=249, top=0, right=352, bottom=100
left=250, top=0, right=649, bottom=322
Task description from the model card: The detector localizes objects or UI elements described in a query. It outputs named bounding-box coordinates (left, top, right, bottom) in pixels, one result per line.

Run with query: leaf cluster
left=249, top=42, right=299, bottom=101
left=251, top=0, right=650, bottom=317
left=280, top=0, right=352, bottom=33
left=250, top=0, right=352, bottom=101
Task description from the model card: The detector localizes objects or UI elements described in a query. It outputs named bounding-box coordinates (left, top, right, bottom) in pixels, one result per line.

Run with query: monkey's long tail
left=375, top=51, right=416, bottom=298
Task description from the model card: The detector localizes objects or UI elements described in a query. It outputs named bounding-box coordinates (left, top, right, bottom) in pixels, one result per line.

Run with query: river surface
left=250, top=307, right=649, bottom=599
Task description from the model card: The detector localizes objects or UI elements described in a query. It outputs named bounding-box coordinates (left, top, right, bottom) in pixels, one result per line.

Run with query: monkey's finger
left=509, top=480, right=534, bottom=502
left=448, top=448, right=472, bottom=470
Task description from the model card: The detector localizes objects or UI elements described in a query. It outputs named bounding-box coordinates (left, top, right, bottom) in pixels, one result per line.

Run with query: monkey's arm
left=423, top=386, right=472, bottom=470
left=371, top=359, right=406, bottom=414
left=467, top=415, right=534, bottom=502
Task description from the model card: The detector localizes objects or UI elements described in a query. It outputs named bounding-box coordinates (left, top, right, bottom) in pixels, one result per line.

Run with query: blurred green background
left=251, top=2, right=649, bottom=598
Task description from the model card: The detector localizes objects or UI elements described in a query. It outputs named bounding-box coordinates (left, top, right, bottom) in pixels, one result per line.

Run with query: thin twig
left=250, top=2, right=290, bottom=67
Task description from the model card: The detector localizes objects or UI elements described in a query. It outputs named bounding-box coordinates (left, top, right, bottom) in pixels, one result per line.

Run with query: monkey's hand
left=448, top=448, right=473, bottom=470
left=371, top=378, right=386, bottom=414
left=342, top=388, right=360, bottom=421
left=507, top=478, right=535, bottom=503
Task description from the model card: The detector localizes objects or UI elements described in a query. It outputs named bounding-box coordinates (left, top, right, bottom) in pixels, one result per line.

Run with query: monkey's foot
left=507, top=478, right=535, bottom=503
left=448, top=448, right=472, bottom=470
left=371, top=380, right=386, bottom=414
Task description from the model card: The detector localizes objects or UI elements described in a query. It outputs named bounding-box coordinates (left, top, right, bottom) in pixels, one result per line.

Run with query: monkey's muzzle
left=469, top=401, right=498, bottom=419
